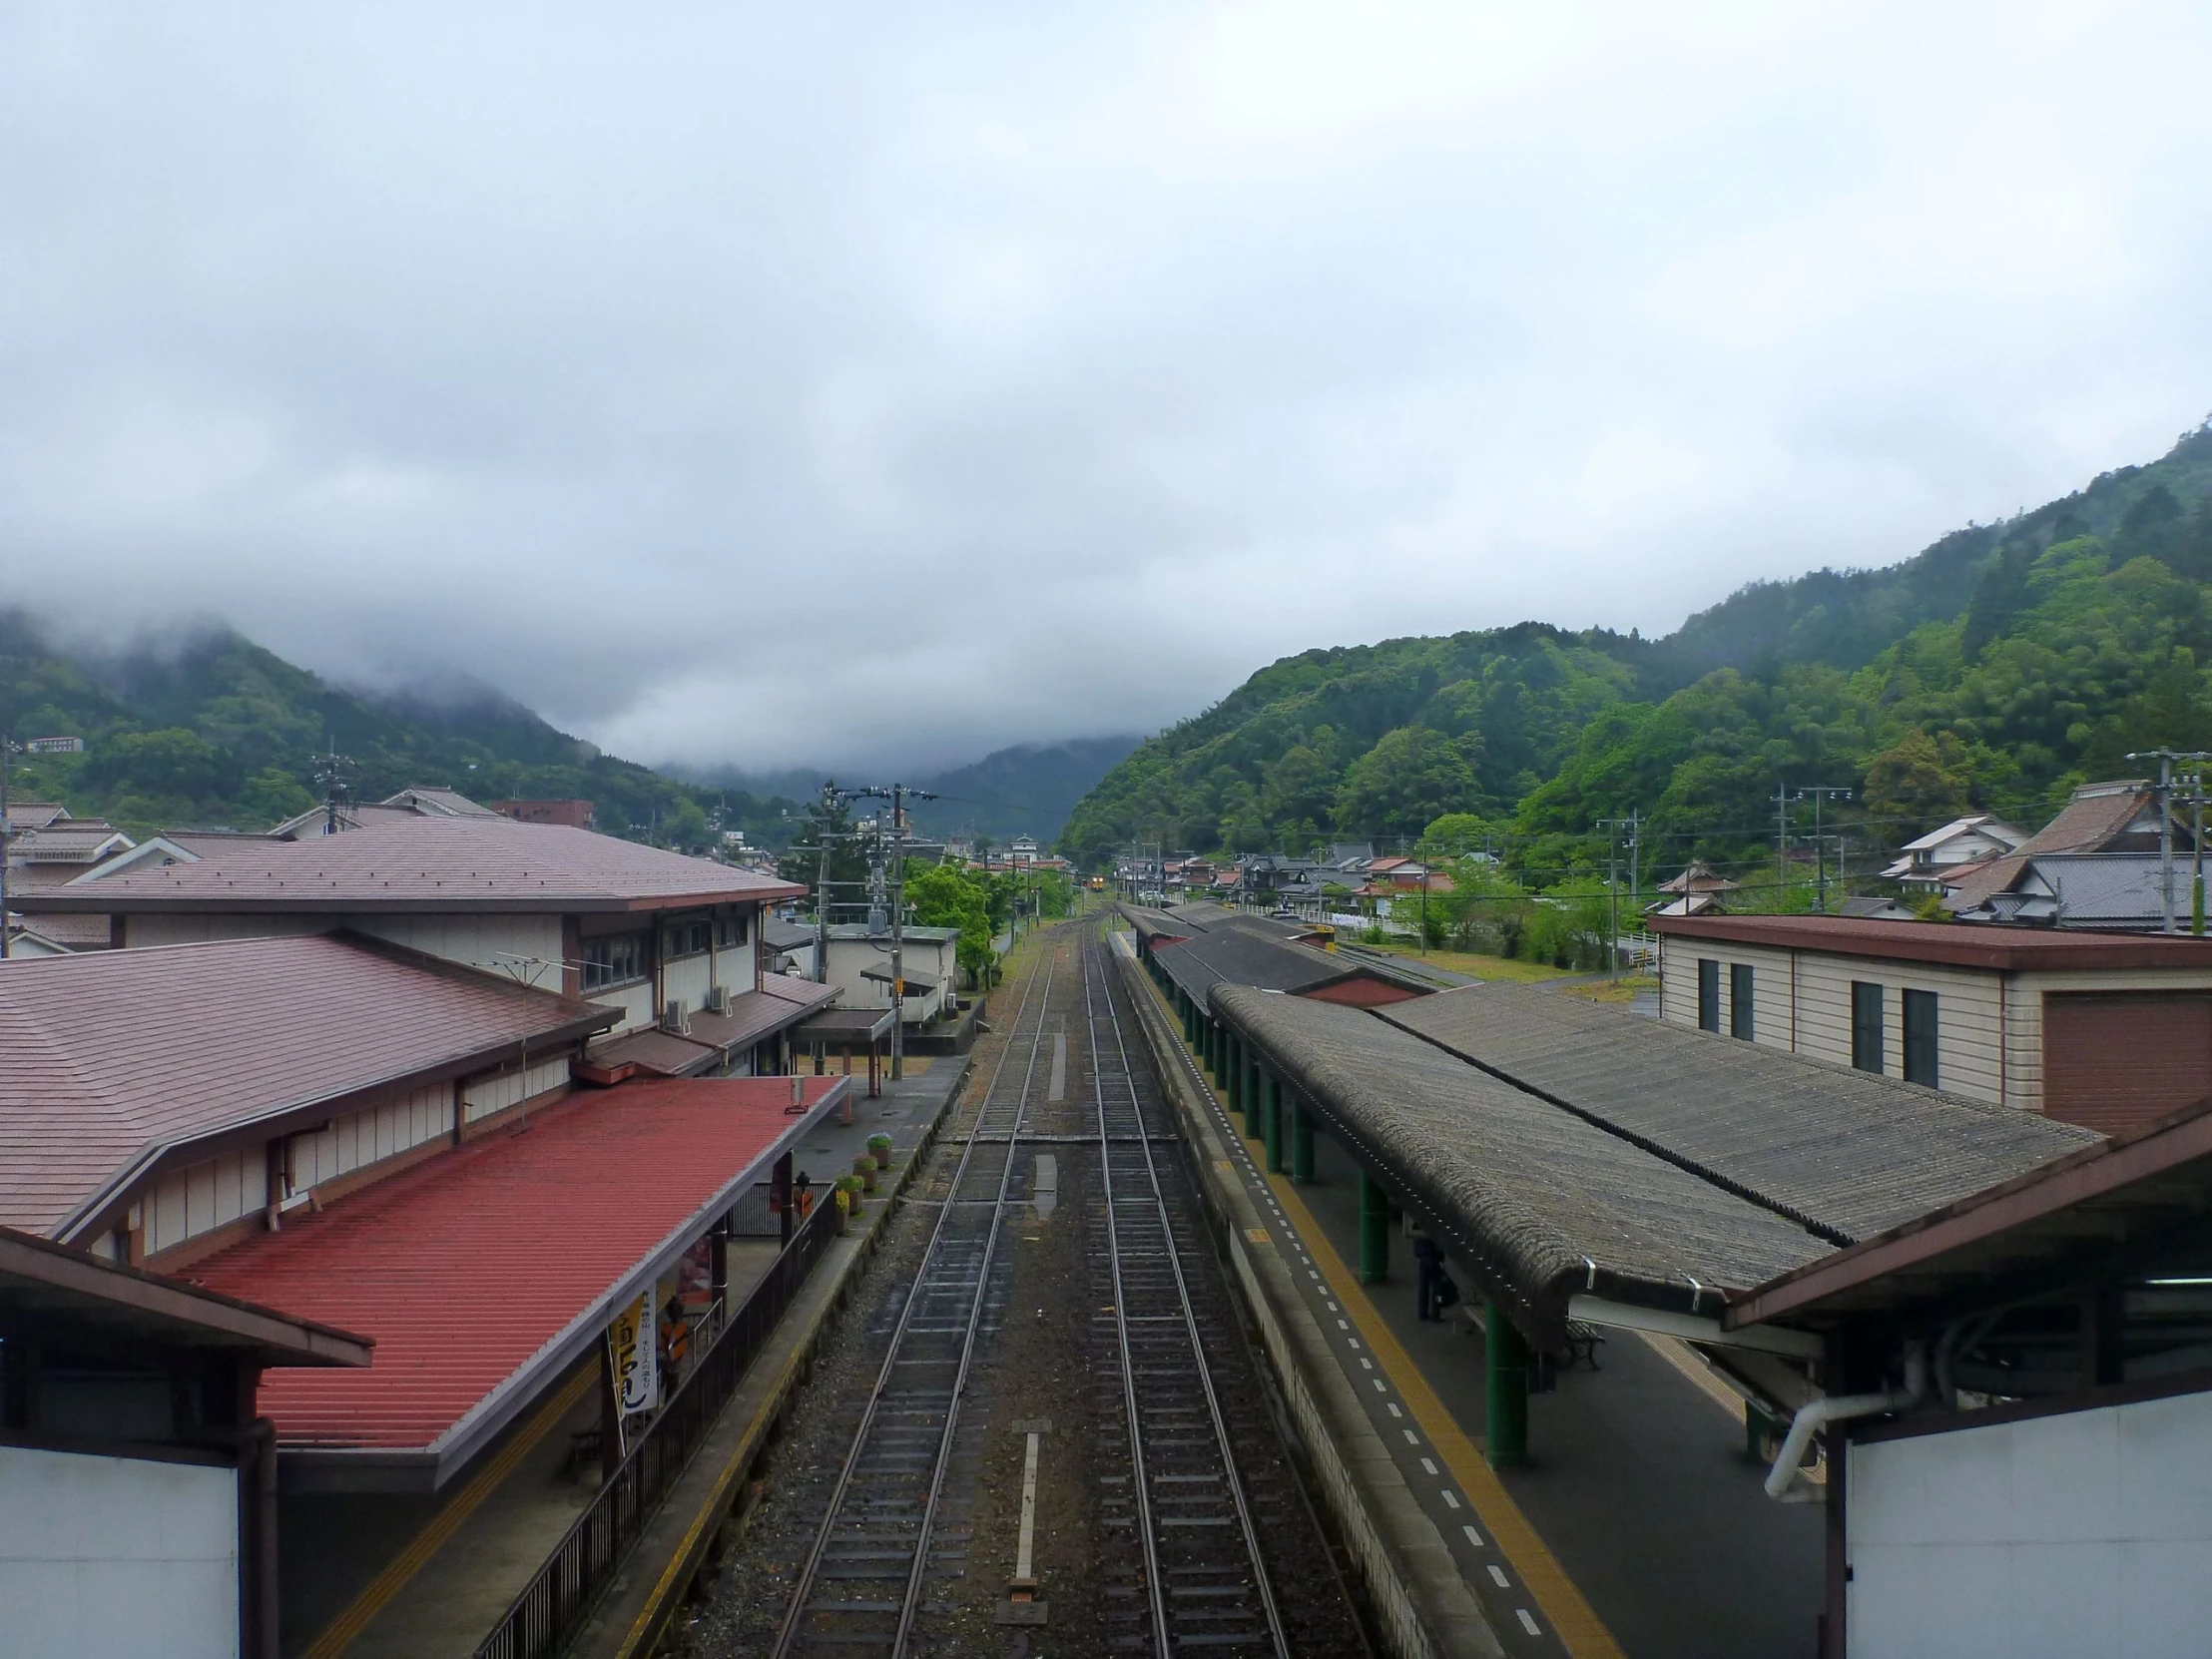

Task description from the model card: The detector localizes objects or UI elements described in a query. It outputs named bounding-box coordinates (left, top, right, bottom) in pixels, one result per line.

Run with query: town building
left=1651, top=912, right=2212, bottom=1135
left=1648, top=858, right=1740, bottom=918
left=1879, top=813, right=2025, bottom=892
left=1725, top=1095, right=2212, bottom=1656
left=1942, top=778, right=2194, bottom=915
left=0, top=1225, right=370, bottom=1659
left=822, top=922, right=960, bottom=1017
left=14, top=812, right=809, bottom=1046
left=1949, top=850, right=2201, bottom=931
left=488, top=798, right=595, bottom=830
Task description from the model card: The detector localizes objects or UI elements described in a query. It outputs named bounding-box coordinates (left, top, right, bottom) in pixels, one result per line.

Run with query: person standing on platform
left=1413, top=1230, right=1444, bottom=1322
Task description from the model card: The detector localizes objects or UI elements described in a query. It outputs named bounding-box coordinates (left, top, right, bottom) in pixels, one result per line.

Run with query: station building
left=12, top=811, right=837, bottom=1073
left=1651, top=913, right=2212, bottom=1135
left=0, top=1225, right=370, bottom=1659
left=0, top=931, right=851, bottom=1643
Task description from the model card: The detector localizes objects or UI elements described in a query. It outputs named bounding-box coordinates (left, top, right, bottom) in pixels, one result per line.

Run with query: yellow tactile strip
left=302, top=1362, right=597, bottom=1659
left=1262, top=1169, right=1625, bottom=1659
left=1131, top=947, right=1621, bottom=1659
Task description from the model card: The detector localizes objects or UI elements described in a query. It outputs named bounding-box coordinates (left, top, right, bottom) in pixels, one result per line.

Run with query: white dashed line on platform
left=1441, top=1491, right=1461, bottom=1510
left=1373, top=1379, right=1387, bottom=1392
left=1385, top=1403, right=1402, bottom=1417
left=1420, top=1457, right=1438, bottom=1474
left=1488, top=1565, right=1510, bottom=1588
left=1403, top=1429, right=1420, bottom=1445
left=1516, top=1610, right=1541, bottom=1636
left=1360, top=1358, right=1374, bottom=1371
left=1461, top=1523, right=1483, bottom=1549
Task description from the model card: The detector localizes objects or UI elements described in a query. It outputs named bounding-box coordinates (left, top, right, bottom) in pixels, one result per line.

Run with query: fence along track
left=771, top=942, right=1058, bottom=1659
left=1086, top=935, right=1292, bottom=1657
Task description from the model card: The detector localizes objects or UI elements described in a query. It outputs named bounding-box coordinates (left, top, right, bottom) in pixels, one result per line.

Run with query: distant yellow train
left=1087, top=874, right=1107, bottom=890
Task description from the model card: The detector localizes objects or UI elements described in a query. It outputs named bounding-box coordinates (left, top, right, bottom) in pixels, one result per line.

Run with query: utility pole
left=1774, top=783, right=1790, bottom=908
left=854, top=784, right=936, bottom=1081
left=810, top=782, right=848, bottom=984
left=2125, top=752, right=2212, bottom=934
left=312, top=750, right=355, bottom=836
left=1790, top=788, right=1854, bottom=913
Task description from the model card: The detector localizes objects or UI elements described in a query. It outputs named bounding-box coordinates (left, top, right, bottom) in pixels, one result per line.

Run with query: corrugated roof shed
left=15, top=814, right=804, bottom=915
left=0, top=933, right=614, bottom=1240
left=187, top=1076, right=847, bottom=1478
left=1379, top=984, right=2095, bottom=1245
left=1212, top=984, right=1830, bottom=1348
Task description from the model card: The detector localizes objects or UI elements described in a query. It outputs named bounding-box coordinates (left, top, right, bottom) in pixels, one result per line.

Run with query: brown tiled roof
left=1650, top=912, right=2212, bottom=971
left=14, top=912, right=113, bottom=947
left=15, top=814, right=804, bottom=915
left=1942, top=782, right=2158, bottom=910
left=0, top=933, right=615, bottom=1240
left=585, top=975, right=839, bottom=1076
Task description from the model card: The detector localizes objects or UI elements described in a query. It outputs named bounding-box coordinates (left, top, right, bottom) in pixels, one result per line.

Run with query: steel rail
left=1087, top=931, right=1292, bottom=1659
left=771, top=942, right=1059, bottom=1659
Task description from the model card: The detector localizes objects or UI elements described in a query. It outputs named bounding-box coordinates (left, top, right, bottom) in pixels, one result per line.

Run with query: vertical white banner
left=610, top=1292, right=658, bottom=1413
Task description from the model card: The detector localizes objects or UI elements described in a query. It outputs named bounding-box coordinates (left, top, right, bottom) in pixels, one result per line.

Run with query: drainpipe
left=243, top=1415, right=279, bottom=1659
left=1766, top=1343, right=1928, bottom=1501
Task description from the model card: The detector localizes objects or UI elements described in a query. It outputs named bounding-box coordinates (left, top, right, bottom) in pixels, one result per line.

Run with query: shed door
left=2043, top=992, right=2212, bottom=1135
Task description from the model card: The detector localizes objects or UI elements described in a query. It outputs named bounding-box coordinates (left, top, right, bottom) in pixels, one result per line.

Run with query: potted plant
left=852, top=1153, right=878, bottom=1194
left=867, top=1133, right=892, bottom=1171
left=835, top=1173, right=865, bottom=1218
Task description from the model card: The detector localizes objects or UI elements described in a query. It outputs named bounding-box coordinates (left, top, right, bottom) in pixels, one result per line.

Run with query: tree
left=906, top=860, right=997, bottom=986
left=1418, top=812, right=1493, bottom=858
left=1333, top=726, right=1478, bottom=835
left=1862, top=729, right=1973, bottom=839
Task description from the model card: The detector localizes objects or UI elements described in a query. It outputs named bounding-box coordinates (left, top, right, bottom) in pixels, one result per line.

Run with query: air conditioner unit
left=662, top=999, right=691, bottom=1035
left=704, top=983, right=733, bottom=1016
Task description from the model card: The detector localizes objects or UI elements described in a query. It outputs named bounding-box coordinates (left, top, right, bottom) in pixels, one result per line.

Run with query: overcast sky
left=4, top=4, right=2210, bottom=773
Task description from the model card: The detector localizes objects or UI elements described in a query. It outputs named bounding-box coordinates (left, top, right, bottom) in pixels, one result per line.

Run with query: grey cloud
left=3, top=3, right=2211, bottom=773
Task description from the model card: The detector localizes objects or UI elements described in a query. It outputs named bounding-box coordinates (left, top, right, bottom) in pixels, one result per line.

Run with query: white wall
left=350, top=913, right=564, bottom=990
left=1849, top=1388, right=2212, bottom=1658
left=286, top=1081, right=454, bottom=1194
left=145, top=1147, right=267, bottom=1258
left=460, top=1056, right=572, bottom=1125
left=0, top=1442, right=239, bottom=1659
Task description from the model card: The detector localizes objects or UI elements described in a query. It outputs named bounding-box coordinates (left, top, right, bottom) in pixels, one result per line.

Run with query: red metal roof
left=1650, top=912, right=2212, bottom=972
left=16, top=813, right=804, bottom=915
left=186, top=1075, right=846, bottom=1479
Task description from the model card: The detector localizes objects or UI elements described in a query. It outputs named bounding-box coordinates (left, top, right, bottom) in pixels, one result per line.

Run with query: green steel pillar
left=1359, top=1172, right=1390, bottom=1285
left=1484, top=1301, right=1531, bottom=1468
left=1226, top=1030, right=1243, bottom=1113
left=1207, top=1020, right=1222, bottom=1083
left=1264, top=1075, right=1285, bottom=1174
left=1291, top=1101, right=1315, bottom=1184
left=1243, top=1048, right=1263, bottom=1140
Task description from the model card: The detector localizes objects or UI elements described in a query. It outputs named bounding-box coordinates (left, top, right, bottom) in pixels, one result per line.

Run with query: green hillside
left=1061, top=420, right=2212, bottom=886
left=0, top=616, right=804, bottom=846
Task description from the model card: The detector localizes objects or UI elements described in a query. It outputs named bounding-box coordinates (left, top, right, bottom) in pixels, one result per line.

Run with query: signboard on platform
left=609, top=1293, right=657, bottom=1413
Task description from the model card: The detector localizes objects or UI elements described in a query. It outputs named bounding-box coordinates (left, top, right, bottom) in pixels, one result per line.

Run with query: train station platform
left=1110, top=926, right=1833, bottom=1659
left=286, top=1061, right=968, bottom=1659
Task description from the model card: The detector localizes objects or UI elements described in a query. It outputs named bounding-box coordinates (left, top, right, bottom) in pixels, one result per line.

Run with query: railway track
left=1084, top=936, right=1291, bottom=1656
left=769, top=946, right=1059, bottom=1658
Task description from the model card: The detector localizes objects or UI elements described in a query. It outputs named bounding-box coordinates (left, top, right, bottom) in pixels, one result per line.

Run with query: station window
left=1852, top=982, right=1886, bottom=1074
left=1903, top=989, right=1939, bottom=1088
left=1698, top=958, right=1721, bottom=1032
left=1730, top=963, right=1755, bottom=1041
left=664, top=920, right=712, bottom=959
left=583, top=932, right=647, bottom=992
left=715, top=912, right=750, bottom=950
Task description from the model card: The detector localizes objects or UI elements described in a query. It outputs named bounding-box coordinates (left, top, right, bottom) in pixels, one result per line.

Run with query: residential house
left=1880, top=814, right=2026, bottom=892
left=1943, top=779, right=2195, bottom=916
left=1648, top=859, right=1740, bottom=918
left=1952, top=852, right=2202, bottom=931
left=3, top=815, right=136, bottom=952
left=1007, top=834, right=1040, bottom=864
left=1651, top=912, right=2212, bottom=1135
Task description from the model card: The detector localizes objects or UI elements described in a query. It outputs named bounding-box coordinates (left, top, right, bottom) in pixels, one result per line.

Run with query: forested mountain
left=911, top=736, right=1141, bottom=845
left=0, top=614, right=804, bottom=845
left=1061, top=421, right=2212, bottom=884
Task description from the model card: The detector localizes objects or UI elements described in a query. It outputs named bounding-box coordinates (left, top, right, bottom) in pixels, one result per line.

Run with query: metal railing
left=474, top=1194, right=843, bottom=1659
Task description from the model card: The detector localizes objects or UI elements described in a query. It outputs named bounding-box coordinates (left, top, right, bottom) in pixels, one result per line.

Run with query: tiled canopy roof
left=16, top=813, right=804, bottom=914
left=0, top=933, right=612, bottom=1240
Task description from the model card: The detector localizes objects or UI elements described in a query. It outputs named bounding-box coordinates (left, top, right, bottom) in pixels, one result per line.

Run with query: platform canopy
left=186, top=1074, right=849, bottom=1489
left=1212, top=982, right=2092, bottom=1356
